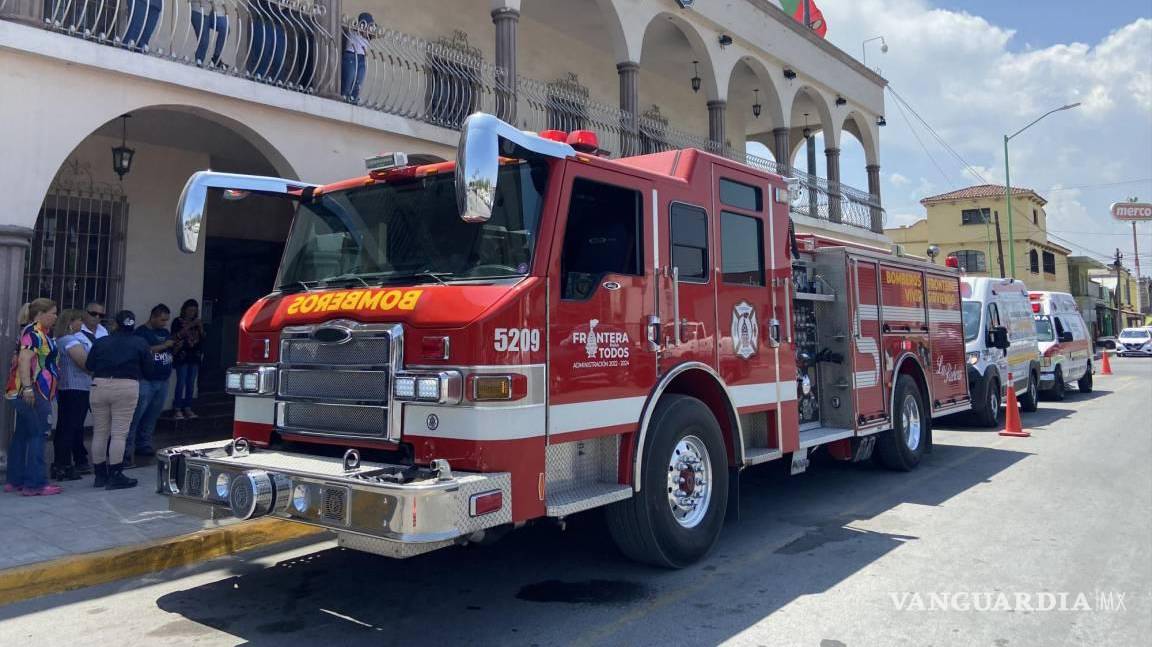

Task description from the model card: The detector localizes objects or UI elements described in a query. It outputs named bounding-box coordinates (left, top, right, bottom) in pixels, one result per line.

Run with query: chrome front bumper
left=157, top=440, right=512, bottom=550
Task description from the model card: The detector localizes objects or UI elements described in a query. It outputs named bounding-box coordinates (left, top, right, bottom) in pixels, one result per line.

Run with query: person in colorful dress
left=4, top=298, right=62, bottom=496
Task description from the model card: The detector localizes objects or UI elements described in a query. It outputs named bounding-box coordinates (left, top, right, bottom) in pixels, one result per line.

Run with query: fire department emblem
left=731, top=301, right=759, bottom=359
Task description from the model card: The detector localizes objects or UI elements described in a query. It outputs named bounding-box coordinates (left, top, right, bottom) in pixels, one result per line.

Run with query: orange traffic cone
left=1100, top=349, right=1113, bottom=376
left=999, top=372, right=1030, bottom=438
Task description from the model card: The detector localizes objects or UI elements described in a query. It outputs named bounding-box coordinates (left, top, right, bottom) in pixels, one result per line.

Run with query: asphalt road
left=2, top=360, right=1149, bottom=647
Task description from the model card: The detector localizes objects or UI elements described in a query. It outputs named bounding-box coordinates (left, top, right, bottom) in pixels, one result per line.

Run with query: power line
left=890, top=90, right=953, bottom=186
left=886, top=86, right=992, bottom=185
left=1045, top=179, right=1152, bottom=193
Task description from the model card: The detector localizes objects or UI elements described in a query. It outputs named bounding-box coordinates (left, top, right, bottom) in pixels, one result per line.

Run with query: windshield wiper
left=318, top=273, right=373, bottom=289
left=277, top=280, right=318, bottom=293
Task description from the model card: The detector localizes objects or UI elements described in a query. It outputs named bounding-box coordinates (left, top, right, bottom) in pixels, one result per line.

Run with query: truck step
left=744, top=447, right=783, bottom=466
left=546, top=483, right=632, bottom=517
left=797, top=426, right=855, bottom=450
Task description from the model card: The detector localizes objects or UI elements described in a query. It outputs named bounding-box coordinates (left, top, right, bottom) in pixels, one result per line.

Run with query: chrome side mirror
left=455, top=112, right=575, bottom=224
left=176, top=171, right=318, bottom=253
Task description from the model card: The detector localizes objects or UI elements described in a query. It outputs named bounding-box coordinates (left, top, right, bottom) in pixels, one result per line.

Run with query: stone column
left=805, top=135, right=818, bottom=218
left=492, top=7, right=520, bottom=123
left=0, top=225, right=32, bottom=472
left=772, top=127, right=790, bottom=175
left=825, top=147, right=842, bottom=224
left=707, top=101, right=727, bottom=154
left=617, top=61, right=640, bottom=157
left=866, top=163, right=883, bottom=233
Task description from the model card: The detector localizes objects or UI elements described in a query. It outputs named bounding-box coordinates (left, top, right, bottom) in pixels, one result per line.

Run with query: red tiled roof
left=920, top=184, right=1047, bottom=206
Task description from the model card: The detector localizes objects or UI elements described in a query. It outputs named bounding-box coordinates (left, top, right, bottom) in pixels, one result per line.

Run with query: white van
left=960, top=278, right=1041, bottom=426
left=1028, top=291, right=1093, bottom=399
left=1116, top=327, right=1152, bottom=357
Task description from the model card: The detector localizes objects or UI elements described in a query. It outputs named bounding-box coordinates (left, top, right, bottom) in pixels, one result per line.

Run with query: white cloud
left=821, top=1, right=1152, bottom=268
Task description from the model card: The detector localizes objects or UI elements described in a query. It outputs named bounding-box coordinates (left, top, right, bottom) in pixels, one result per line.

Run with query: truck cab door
left=546, top=166, right=657, bottom=443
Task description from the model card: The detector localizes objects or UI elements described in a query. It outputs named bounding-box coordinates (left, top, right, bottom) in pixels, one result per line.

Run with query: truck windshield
left=1034, top=316, right=1055, bottom=342
left=962, top=300, right=982, bottom=342
left=276, top=160, right=549, bottom=290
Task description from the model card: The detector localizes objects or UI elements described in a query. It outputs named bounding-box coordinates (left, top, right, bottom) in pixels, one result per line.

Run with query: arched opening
left=25, top=106, right=295, bottom=404
left=637, top=13, right=716, bottom=152
left=728, top=57, right=785, bottom=167
left=787, top=87, right=835, bottom=176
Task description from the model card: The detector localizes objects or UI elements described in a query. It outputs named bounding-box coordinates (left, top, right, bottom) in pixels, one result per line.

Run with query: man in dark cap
left=85, top=311, right=152, bottom=489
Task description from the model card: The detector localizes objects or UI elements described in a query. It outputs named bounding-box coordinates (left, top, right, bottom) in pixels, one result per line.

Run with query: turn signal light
left=469, top=490, right=503, bottom=517
left=472, top=375, right=512, bottom=401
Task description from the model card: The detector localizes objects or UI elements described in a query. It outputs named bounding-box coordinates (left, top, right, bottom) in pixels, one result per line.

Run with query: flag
left=778, top=1, right=829, bottom=38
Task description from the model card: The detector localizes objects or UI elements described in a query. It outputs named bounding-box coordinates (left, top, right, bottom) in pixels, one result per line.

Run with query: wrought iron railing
left=1, top=0, right=883, bottom=231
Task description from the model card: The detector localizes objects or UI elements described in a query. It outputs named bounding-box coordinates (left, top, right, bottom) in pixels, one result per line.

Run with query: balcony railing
left=2, top=0, right=883, bottom=231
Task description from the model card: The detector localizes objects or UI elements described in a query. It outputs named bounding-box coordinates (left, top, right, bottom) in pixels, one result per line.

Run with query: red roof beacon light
left=944, top=256, right=960, bottom=269
left=539, top=130, right=568, bottom=143
left=567, top=130, right=600, bottom=154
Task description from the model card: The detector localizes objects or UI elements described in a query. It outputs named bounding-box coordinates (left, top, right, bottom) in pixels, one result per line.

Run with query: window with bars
left=1029, top=249, right=1040, bottom=273
left=1042, top=251, right=1056, bottom=274
left=948, top=250, right=986, bottom=273
left=961, top=208, right=991, bottom=225
left=22, top=191, right=128, bottom=312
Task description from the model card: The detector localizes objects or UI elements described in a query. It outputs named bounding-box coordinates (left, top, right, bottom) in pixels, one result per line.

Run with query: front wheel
left=973, top=376, right=1001, bottom=428
left=1049, top=366, right=1066, bottom=401
left=876, top=375, right=927, bottom=471
left=1078, top=364, right=1094, bottom=392
left=606, top=395, right=729, bottom=568
left=1019, top=372, right=1039, bottom=412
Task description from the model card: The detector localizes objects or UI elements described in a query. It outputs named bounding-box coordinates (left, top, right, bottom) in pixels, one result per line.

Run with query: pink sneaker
left=3, top=483, right=19, bottom=493
left=22, top=485, right=63, bottom=496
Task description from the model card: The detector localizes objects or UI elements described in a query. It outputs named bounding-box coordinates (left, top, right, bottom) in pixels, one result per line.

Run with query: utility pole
left=1112, top=249, right=1124, bottom=330
left=993, top=210, right=1006, bottom=278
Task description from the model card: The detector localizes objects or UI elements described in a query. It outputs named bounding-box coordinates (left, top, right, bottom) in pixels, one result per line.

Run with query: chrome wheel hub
left=666, top=435, right=712, bottom=528
left=902, top=394, right=922, bottom=451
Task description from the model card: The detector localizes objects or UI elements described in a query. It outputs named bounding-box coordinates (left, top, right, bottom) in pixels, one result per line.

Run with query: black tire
left=1078, top=363, right=1094, bottom=392
left=606, top=395, right=729, bottom=568
left=1019, top=371, right=1039, bottom=413
left=973, top=376, right=1001, bottom=428
left=876, top=375, right=928, bottom=471
left=1050, top=366, right=1066, bottom=401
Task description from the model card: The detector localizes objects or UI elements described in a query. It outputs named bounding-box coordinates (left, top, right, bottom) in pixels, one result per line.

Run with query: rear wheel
left=1050, top=366, right=1066, bottom=401
left=607, top=395, right=729, bottom=568
left=1019, top=372, right=1039, bottom=413
left=876, top=375, right=927, bottom=471
left=973, top=376, right=1001, bottom=428
left=1077, top=363, right=1094, bottom=392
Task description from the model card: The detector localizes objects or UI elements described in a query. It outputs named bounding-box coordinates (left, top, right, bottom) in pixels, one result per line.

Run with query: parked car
left=1116, top=327, right=1152, bottom=357
left=1096, top=336, right=1118, bottom=351
left=1029, top=291, right=1093, bottom=400
left=961, top=278, right=1041, bottom=427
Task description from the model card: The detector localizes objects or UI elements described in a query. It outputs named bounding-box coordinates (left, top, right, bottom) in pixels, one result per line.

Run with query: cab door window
left=560, top=178, right=643, bottom=300
left=670, top=203, right=709, bottom=283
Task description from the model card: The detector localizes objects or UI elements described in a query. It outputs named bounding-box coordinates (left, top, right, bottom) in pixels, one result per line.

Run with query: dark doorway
left=199, top=237, right=284, bottom=392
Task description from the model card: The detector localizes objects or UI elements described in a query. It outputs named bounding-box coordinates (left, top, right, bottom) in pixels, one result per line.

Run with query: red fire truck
left=159, top=113, right=970, bottom=567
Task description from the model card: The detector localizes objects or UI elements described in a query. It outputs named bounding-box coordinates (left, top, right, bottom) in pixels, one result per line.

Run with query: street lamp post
left=1003, top=103, right=1081, bottom=277
left=862, top=36, right=887, bottom=67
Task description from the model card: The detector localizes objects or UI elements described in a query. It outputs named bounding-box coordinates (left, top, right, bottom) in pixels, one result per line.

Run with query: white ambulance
left=960, top=278, right=1042, bottom=426
left=1029, top=291, right=1094, bottom=398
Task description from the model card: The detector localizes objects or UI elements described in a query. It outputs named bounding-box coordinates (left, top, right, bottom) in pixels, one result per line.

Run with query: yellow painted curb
left=0, top=518, right=327, bottom=606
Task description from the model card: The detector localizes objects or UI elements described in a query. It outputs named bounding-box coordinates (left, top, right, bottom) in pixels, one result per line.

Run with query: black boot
left=93, top=463, right=108, bottom=488
left=105, top=464, right=138, bottom=490
left=63, top=465, right=82, bottom=481
left=50, top=464, right=68, bottom=481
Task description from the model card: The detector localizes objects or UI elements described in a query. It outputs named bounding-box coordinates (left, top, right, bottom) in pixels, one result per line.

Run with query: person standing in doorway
left=171, top=299, right=205, bottom=419
left=4, top=298, right=61, bottom=496
left=86, top=311, right=151, bottom=489
left=126, top=304, right=176, bottom=462
left=51, top=309, right=92, bottom=482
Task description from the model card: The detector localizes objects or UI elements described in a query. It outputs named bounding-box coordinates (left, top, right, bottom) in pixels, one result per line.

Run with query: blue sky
left=937, top=1, right=1152, bottom=49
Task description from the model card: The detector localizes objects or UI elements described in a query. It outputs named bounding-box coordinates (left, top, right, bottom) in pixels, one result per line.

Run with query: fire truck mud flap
left=157, top=440, right=512, bottom=551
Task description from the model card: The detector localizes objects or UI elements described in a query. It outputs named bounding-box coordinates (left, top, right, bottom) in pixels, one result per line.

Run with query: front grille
left=282, top=335, right=390, bottom=366
left=279, top=369, right=389, bottom=402
left=322, top=487, right=348, bottom=523
left=281, top=401, right=388, bottom=436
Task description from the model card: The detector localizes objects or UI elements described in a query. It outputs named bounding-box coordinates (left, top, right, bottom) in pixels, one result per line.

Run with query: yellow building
left=1088, top=265, right=1145, bottom=329
left=885, top=184, right=1071, bottom=293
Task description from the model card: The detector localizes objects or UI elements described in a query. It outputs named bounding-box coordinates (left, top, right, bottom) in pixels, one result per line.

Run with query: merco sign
left=1111, top=202, right=1152, bottom=222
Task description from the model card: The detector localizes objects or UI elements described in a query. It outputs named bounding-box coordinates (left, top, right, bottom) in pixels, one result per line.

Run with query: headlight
left=393, top=376, right=416, bottom=399
left=241, top=372, right=259, bottom=392
left=215, top=473, right=231, bottom=499
left=226, top=372, right=243, bottom=391
left=416, top=377, right=442, bottom=400
left=966, top=351, right=980, bottom=366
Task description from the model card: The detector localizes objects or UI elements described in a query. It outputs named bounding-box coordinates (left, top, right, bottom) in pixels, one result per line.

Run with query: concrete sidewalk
left=0, top=465, right=232, bottom=570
